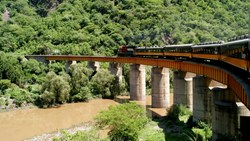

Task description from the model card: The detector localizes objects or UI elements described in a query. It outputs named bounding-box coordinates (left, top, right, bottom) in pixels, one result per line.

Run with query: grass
left=138, top=121, right=165, bottom=141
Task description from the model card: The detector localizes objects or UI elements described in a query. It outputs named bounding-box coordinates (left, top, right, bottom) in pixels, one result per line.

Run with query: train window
left=214, top=48, right=218, bottom=54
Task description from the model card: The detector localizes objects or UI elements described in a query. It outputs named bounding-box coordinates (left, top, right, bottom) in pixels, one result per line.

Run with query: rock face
left=2, top=9, right=10, bottom=22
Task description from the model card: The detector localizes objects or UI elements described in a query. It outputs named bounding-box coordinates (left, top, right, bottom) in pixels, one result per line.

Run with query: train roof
left=192, top=43, right=223, bottom=48
left=136, top=46, right=163, bottom=49
left=227, top=34, right=249, bottom=42
left=223, top=38, right=249, bottom=46
left=164, top=44, right=193, bottom=48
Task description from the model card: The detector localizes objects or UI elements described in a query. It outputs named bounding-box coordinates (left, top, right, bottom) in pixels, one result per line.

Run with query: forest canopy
left=0, top=0, right=249, bottom=56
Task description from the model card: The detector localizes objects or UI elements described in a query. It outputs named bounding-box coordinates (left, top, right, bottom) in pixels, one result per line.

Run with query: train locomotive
left=117, top=34, right=250, bottom=78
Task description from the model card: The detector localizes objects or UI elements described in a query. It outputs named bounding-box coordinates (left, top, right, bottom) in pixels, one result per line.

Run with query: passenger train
left=117, top=34, right=250, bottom=77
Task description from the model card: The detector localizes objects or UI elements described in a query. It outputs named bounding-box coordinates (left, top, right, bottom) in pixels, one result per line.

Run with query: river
left=0, top=99, right=118, bottom=141
left=0, top=96, right=168, bottom=141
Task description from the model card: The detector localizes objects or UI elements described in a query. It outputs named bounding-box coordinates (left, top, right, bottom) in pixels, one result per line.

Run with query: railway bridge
left=25, top=55, right=250, bottom=140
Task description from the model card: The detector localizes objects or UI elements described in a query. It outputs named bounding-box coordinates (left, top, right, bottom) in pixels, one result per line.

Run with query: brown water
left=0, top=99, right=118, bottom=141
left=0, top=96, right=169, bottom=141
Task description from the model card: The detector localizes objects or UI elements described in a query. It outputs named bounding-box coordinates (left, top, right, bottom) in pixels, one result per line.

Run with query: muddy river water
left=0, top=99, right=118, bottom=141
left=0, top=96, right=167, bottom=141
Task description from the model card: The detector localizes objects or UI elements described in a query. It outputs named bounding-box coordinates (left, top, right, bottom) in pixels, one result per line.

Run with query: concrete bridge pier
left=88, top=61, right=100, bottom=71
left=151, top=67, right=170, bottom=108
left=129, top=64, right=146, bottom=101
left=238, top=102, right=250, bottom=141
left=173, top=71, right=196, bottom=110
left=212, top=88, right=238, bottom=141
left=65, top=60, right=77, bottom=73
left=193, top=75, right=212, bottom=123
left=109, top=62, right=122, bottom=83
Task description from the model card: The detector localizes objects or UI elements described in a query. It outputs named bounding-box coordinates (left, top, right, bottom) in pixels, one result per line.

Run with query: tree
left=22, top=59, right=47, bottom=83
left=28, top=0, right=64, bottom=17
left=90, top=69, right=116, bottom=98
left=95, top=102, right=148, bottom=141
left=0, top=52, right=23, bottom=84
left=41, top=71, right=71, bottom=106
left=69, top=63, right=92, bottom=102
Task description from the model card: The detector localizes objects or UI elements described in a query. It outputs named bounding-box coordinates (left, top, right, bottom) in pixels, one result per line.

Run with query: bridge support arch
left=129, top=64, right=146, bottom=101
left=151, top=67, right=170, bottom=108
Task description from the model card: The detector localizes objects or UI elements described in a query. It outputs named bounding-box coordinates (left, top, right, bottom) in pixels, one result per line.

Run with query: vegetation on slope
left=0, top=0, right=249, bottom=55
left=0, top=56, right=126, bottom=109
left=0, top=0, right=249, bottom=108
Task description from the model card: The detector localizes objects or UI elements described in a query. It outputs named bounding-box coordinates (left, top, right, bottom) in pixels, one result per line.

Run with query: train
left=117, top=34, right=250, bottom=78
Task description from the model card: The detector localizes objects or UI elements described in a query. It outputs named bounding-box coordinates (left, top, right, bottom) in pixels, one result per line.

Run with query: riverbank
left=25, top=122, right=93, bottom=141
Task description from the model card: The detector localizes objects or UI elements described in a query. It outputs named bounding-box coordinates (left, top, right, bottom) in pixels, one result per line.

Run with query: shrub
left=192, top=121, right=212, bottom=141
left=40, top=91, right=55, bottom=107
left=72, top=86, right=92, bottom=102
left=0, top=97, right=6, bottom=107
left=0, top=79, right=11, bottom=92
left=5, top=87, right=35, bottom=107
left=95, top=102, right=148, bottom=141
left=166, top=104, right=192, bottom=124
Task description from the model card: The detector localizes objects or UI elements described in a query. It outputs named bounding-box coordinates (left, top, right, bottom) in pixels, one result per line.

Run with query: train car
left=163, top=44, right=193, bottom=59
left=116, top=34, right=249, bottom=78
left=117, top=45, right=136, bottom=56
left=135, top=46, right=164, bottom=57
left=191, top=41, right=223, bottom=61
left=220, top=35, right=249, bottom=71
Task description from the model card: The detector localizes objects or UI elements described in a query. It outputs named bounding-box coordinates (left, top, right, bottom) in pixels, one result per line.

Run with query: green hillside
left=0, top=0, right=249, bottom=55
left=0, top=0, right=249, bottom=109
left=0, top=1, right=248, bottom=139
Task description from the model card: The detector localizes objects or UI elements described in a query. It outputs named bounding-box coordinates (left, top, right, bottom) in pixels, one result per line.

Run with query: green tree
left=41, top=71, right=71, bottom=106
left=21, top=59, right=47, bottom=84
left=90, top=69, right=116, bottom=98
left=0, top=52, right=23, bottom=84
left=69, top=63, right=92, bottom=102
left=95, top=102, right=148, bottom=141
left=48, top=62, right=65, bottom=73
